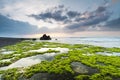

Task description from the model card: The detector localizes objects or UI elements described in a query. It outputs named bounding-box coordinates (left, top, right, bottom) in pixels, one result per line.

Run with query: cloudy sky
left=0, top=0, right=120, bottom=37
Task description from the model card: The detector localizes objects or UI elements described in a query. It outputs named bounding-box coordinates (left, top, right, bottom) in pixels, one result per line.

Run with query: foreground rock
left=19, top=73, right=74, bottom=80
left=40, top=34, right=51, bottom=40
left=71, top=62, right=98, bottom=74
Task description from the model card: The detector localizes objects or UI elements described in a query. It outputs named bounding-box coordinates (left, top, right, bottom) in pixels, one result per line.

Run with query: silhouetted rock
left=40, top=34, right=51, bottom=40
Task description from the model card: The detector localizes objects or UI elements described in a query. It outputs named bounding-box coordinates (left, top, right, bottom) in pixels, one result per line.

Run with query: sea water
left=49, top=37, right=120, bottom=48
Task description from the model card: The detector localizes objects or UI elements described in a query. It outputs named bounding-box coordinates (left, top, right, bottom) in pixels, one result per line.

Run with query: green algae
left=0, top=41, right=120, bottom=80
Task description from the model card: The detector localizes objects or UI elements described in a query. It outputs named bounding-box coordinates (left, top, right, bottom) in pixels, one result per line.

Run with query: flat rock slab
left=71, top=62, right=98, bottom=74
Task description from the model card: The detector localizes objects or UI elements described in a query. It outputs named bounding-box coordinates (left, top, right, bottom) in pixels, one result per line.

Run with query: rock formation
left=40, top=34, right=51, bottom=40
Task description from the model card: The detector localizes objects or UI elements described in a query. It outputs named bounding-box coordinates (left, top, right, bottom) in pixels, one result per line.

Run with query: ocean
left=48, top=37, right=120, bottom=48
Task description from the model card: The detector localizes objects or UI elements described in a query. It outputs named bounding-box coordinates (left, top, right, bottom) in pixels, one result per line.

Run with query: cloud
left=0, top=14, right=38, bottom=35
left=104, top=17, right=120, bottom=31
left=67, top=11, right=80, bottom=18
left=0, top=14, right=63, bottom=36
left=29, top=3, right=112, bottom=32
left=67, top=13, right=110, bottom=29
left=29, top=5, right=81, bottom=24
left=65, top=5, right=111, bottom=32
left=95, top=6, right=106, bottom=13
left=0, top=0, right=60, bottom=28
left=30, top=10, right=67, bottom=22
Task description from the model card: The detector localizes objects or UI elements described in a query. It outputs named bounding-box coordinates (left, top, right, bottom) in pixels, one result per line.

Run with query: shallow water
left=0, top=48, right=69, bottom=70
left=41, top=37, right=120, bottom=48
left=0, top=51, right=14, bottom=54
left=28, top=47, right=69, bottom=53
left=0, top=53, right=63, bottom=70
left=0, top=59, right=11, bottom=62
left=96, top=52, right=120, bottom=56
left=0, top=74, right=2, bottom=80
left=0, top=49, right=6, bottom=52
left=82, top=53, right=94, bottom=56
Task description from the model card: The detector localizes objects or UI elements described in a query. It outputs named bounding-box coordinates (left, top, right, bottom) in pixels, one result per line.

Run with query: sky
left=0, top=0, right=120, bottom=37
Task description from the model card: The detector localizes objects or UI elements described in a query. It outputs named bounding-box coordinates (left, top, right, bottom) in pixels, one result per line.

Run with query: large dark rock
left=40, top=34, right=51, bottom=40
left=19, top=73, right=75, bottom=80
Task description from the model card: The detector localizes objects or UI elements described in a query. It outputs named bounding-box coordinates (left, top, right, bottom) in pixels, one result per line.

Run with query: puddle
left=28, top=47, right=69, bottom=53
left=43, top=45, right=48, bottom=47
left=97, top=62, right=106, bottom=66
left=0, top=48, right=69, bottom=70
left=23, top=46, right=28, bottom=48
left=0, top=74, right=2, bottom=80
left=30, top=44, right=35, bottom=46
left=71, top=62, right=98, bottom=74
left=96, top=52, right=120, bottom=56
left=0, top=53, right=61, bottom=70
left=13, top=54, right=21, bottom=56
left=0, top=49, right=6, bottom=52
left=82, top=53, right=94, bottom=56
left=0, top=59, right=11, bottom=62
left=0, top=51, right=14, bottom=54
left=61, top=56, right=68, bottom=59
